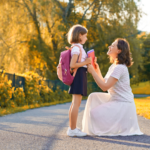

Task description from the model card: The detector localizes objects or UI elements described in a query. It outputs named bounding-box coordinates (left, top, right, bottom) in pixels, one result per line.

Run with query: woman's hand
left=94, top=57, right=100, bottom=74
left=87, top=64, right=95, bottom=74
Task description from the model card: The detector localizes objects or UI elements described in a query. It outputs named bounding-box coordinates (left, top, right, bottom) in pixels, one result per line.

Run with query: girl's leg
left=69, top=102, right=73, bottom=128
left=69, top=94, right=82, bottom=130
left=69, top=96, right=82, bottom=128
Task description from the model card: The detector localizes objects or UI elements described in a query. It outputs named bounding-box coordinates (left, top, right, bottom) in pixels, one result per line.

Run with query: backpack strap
left=70, top=45, right=82, bottom=77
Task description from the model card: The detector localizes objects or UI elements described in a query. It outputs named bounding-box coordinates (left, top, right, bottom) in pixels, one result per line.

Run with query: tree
left=138, top=33, right=150, bottom=81
left=0, top=0, right=143, bottom=81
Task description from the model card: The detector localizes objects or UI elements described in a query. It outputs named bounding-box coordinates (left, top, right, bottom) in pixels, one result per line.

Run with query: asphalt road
left=134, top=94, right=150, bottom=98
left=0, top=100, right=150, bottom=150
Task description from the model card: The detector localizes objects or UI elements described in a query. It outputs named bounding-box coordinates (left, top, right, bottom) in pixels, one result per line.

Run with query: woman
left=82, top=38, right=143, bottom=136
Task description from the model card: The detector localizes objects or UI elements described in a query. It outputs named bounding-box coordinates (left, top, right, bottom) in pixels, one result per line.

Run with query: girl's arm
left=88, top=64, right=117, bottom=91
left=70, top=54, right=92, bottom=68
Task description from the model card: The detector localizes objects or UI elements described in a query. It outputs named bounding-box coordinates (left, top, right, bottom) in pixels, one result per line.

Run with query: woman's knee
left=88, top=93, right=96, bottom=101
left=90, top=108, right=97, bottom=120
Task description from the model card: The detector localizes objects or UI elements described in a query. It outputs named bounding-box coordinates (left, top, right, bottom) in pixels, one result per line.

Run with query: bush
left=24, top=72, right=41, bottom=104
left=0, top=70, right=72, bottom=115
left=53, top=87, right=71, bottom=101
left=0, top=73, right=14, bottom=108
left=40, top=81, right=55, bottom=103
left=13, top=87, right=26, bottom=106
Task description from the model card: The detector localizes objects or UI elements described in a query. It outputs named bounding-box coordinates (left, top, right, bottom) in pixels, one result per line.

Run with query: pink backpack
left=57, top=45, right=82, bottom=85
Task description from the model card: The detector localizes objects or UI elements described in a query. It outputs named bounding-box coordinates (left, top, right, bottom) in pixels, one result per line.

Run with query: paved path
left=134, top=94, right=150, bottom=98
left=0, top=100, right=150, bottom=150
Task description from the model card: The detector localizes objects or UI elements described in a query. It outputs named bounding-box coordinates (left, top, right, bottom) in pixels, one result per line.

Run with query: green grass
left=134, top=96, right=150, bottom=119
left=131, top=81, right=150, bottom=94
left=0, top=99, right=72, bottom=117
left=1, top=96, right=150, bottom=120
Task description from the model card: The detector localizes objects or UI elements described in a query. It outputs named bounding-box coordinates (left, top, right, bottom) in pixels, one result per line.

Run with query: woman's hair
left=110, top=38, right=133, bottom=67
left=67, top=24, right=88, bottom=44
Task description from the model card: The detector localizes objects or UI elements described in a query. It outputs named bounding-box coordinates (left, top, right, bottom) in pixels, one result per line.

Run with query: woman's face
left=107, top=40, right=121, bottom=59
left=79, top=33, right=87, bottom=44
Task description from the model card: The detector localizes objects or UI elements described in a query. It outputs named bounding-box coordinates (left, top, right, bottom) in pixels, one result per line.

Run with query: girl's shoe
left=67, top=127, right=87, bottom=137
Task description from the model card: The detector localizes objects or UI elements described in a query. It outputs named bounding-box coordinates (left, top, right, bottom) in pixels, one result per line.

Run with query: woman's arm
left=88, top=64, right=118, bottom=91
left=70, top=54, right=92, bottom=68
left=94, top=62, right=105, bottom=82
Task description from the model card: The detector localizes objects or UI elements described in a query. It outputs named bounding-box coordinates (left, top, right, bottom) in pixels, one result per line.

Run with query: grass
left=131, top=81, right=150, bottom=94
left=0, top=97, right=150, bottom=120
left=0, top=99, right=72, bottom=117
left=134, top=96, right=150, bottom=119
left=0, top=96, right=88, bottom=117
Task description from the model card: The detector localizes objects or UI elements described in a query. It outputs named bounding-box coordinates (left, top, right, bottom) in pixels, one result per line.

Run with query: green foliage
left=23, top=71, right=71, bottom=105
left=40, top=81, right=55, bottom=103
left=13, top=87, right=26, bottom=107
left=139, top=34, right=150, bottom=81
left=0, top=73, right=13, bottom=108
left=0, top=71, right=72, bottom=116
left=0, top=0, right=144, bottom=82
left=87, top=82, right=102, bottom=95
left=24, top=72, right=41, bottom=105
left=54, top=87, right=72, bottom=100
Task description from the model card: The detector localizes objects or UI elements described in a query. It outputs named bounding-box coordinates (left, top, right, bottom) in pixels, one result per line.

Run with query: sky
left=136, top=0, right=150, bottom=33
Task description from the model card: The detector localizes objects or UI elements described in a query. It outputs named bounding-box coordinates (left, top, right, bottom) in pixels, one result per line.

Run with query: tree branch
left=46, top=20, right=55, bottom=35
left=11, top=0, right=25, bottom=6
left=54, top=0, right=65, bottom=13
left=79, top=0, right=98, bottom=24
left=95, top=0, right=104, bottom=21
left=0, top=35, right=12, bottom=68
left=22, top=0, right=42, bottom=42
left=22, top=0, right=34, bottom=18
left=65, top=0, right=73, bottom=18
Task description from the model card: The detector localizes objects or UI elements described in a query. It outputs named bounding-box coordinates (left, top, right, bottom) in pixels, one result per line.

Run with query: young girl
left=67, top=24, right=91, bottom=137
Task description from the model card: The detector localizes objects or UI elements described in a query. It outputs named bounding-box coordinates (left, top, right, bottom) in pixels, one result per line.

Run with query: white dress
left=82, top=64, right=143, bottom=136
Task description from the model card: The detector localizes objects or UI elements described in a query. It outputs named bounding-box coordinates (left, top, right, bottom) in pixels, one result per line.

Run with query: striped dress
left=82, top=64, right=143, bottom=136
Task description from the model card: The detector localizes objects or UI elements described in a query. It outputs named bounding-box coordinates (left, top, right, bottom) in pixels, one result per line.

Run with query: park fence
left=4, top=72, right=25, bottom=89
left=1, top=72, right=101, bottom=93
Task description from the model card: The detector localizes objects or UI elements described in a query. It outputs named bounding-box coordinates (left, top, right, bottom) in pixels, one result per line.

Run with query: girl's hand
left=85, top=57, right=92, bottom=65
left=87, top=64, right=95, bottom=74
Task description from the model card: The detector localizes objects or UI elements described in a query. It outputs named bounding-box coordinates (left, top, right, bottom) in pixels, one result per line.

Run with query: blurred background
left=0, top=0, right=150, bottom=96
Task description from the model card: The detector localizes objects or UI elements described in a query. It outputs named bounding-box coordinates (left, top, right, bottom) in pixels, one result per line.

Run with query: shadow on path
left=0, top=100, right=149, bottom=150
left=55, top=134, right=150, bottom=149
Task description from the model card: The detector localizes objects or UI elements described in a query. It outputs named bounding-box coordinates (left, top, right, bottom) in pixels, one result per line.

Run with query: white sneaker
left=67, top=127, right=87, bottom=137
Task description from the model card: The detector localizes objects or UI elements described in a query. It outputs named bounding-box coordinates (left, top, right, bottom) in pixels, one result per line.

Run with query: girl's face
left=79, top=33, right=87, bottom=44
left=107, top=40, right=121, bottom=59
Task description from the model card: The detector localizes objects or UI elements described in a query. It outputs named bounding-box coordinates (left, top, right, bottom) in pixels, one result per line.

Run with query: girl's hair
left=67, top=24, right=88, bottom=44
left=110, top=38, right=133, bottom=67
